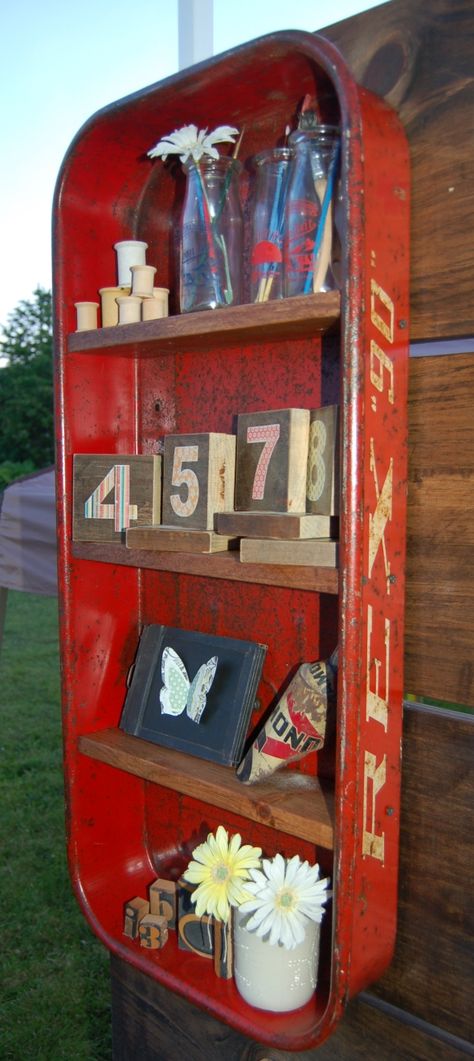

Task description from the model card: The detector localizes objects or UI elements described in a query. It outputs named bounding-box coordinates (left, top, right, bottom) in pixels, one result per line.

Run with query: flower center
left=277, top=888, right=295, bottom=911
left=212, top=863, right=230, bottom=883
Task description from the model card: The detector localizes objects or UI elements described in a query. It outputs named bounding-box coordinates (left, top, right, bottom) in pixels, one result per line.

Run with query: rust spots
left=218, top=460, right=226, bottom=501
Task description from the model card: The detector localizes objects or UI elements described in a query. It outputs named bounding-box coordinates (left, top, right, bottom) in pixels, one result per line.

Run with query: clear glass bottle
left=283, top=125, right=340, bottom=297
left=250, top=147, right=293, bottom=302
left=180, top=156, right=243, bottom=313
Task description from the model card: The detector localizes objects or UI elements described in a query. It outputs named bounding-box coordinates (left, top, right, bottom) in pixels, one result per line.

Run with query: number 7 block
left=234, top=408, right=310, bottom=512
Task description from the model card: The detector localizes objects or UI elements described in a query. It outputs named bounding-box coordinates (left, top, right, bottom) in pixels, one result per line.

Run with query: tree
left=0, top=287, right=54, bottom=472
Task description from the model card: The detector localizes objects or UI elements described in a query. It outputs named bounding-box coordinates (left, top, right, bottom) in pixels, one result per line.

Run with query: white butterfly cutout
left=159, top=646, right=218, bottom=724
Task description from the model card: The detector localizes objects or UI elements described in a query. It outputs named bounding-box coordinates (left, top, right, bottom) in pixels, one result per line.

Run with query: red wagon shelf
left=53, top=29, right=409, bottom=1051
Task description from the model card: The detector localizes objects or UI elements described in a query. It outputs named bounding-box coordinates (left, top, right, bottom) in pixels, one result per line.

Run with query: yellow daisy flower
left=183, top=825, right=262, bottom=923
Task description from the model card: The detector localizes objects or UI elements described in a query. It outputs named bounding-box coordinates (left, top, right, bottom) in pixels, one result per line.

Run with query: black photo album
left=119, top=625, right=267, bottom=767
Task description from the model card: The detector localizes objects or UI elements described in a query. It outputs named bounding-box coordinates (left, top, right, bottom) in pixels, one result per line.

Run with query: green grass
left=0, top=591, right=112, bottom=1061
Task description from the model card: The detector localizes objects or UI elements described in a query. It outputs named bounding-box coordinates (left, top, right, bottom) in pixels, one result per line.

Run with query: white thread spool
left=99, top=286, right=130, bottom=327
left=74, top=301, right=99, bottom=332
left=116, top=295, right=142, bottom=324
left=131, top=264, right=157, bottom=298
left=114, top=240, right=148, bottom=286
left=142, top=288, right=170, bottom=320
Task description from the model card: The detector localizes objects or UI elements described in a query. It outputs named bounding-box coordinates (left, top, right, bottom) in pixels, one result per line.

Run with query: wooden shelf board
left=67, top=291, right=341, bottom=353
left=79, top=728, right=335, bottom=850
left=71, top=541, right=339, bottom=593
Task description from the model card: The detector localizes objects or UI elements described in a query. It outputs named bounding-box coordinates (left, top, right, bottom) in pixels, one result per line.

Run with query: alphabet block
left=138, top=913, right=169, bottom=949
left=161, top=433, right=236, bottom=530
left=177, top=879, right=214, bottom=958
left=73, top=453, right=161, bottom=543
left=149, top=878, right=177, bottom=929
left=306, top=404, right=340, bottom=515
left=213, top=919, right=233, bottom=979
left=123, top=896, right=150, bottom=939
left=234, top=408, right=310, bottom=512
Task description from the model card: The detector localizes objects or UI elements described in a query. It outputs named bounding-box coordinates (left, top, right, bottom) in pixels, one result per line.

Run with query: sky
left=0, top=0, right=382, bottom=333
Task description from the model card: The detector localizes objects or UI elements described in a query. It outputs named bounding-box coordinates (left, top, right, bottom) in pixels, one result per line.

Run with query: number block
left=73, top=453, right=161, bottom=543
left=306, top=404, right=340, bottom=515
left=161, top=433, right=236, bottom=530
left=234, top=408, right=310, bottom=512
left=138, top=913, right=169, bottom=949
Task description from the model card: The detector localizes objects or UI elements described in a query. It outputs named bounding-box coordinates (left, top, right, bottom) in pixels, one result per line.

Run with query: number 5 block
left=162, top=433, right=236, bottom=530
left=234, top=408, right=310, bottom=512
left=73, top=453, right=161, bottom=543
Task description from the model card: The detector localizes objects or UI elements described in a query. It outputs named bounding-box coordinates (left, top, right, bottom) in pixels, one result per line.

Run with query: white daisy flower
left=238, top=852, right=331, bottom=950
left=148, top=124, right=239, bottom=164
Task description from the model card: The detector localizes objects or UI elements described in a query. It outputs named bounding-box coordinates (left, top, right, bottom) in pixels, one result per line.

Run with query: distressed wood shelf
left=72, top=541, right=339, bottom=593
left=67, top=291, right=341, bottom=353
left=79, top=728, right=335, bottom=849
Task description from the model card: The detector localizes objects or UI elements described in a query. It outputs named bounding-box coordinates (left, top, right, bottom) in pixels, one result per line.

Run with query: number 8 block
left=306, top=404, right=340, bottom=515
left=235, top=408, right=310, bottom=512
left=162, top=433, right=236, bottom=529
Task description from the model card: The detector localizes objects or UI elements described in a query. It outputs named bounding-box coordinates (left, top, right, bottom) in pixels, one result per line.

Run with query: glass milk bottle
left=284, top=125, right=340, bottom=297
left=180, top=156, right=243, bottom=312
left=250, top=147, right=293, bottom=302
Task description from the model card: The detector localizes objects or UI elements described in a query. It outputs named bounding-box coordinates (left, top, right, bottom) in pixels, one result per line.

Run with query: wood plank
left=215, top=512, right=338, bottom=540
left=323, top=0, right=474, bottom=340
left=240, top=538, right=338, bottom=567
left=405, top=352, right=474, bottom=704
left=126, top=526, right=239, bottom=554
left=71, top=541, right=339, bottom=594
left=110, top=957, right=471, bottom=1061
left=67, top=291, right=340, bottom=353
left=79, top=728, right=335, bottom=849
left=372, top=702, right=474, bottom=1042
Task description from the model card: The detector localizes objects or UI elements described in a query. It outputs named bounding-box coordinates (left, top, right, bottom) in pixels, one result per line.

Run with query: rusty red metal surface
left=53, top=31, right=409, bottom=1050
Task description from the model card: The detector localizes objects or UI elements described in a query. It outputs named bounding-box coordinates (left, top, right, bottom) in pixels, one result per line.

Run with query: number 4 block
left=162, top=433, right=236, bottom=530
left=73, top=453, right=161, bottom=543
left=235, top=408, right=310, bottom=512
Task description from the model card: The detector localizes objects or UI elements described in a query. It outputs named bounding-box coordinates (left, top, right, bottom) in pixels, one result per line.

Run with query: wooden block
left=123, top=897, right=150, bottom=939
left=177, top=879, right=214, bottom=958
left=138, top=914, right=169, bottom=949
left=149, top=878, right=177, bottom=929
left=240, top=538, right=339, bottom=567
left=306, top=404, right=340, bottom=515
left=162, top=433, right=236, bottom=530
left=126, top=525, right=238, bottom=553
left=234, top=408, right=310, bottom=512
left=215, top=511, right=338, bottom=540
left=73, top=453, right=161, bottom=543
left=213, top=919, right=233, bottom=980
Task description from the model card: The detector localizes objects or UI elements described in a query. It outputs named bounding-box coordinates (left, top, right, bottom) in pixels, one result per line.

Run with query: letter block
left=214, top=919, right=233, bottom=979
left=123, top=896, right=150, bottom=939
left=306, top=404, right=340, bottom=515
left=149, top=878, right=177, bottom=929
left=234, top=408, right=310, bottom=512
left=73, top=453, right=161, bottom=543
left=161, top=433, right=236, bottom=530
left=177, top=879, right=214, bottom=958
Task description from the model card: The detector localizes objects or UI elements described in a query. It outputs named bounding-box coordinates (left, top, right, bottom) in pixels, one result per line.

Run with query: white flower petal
left=284, top=854, right=303, bottom=888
